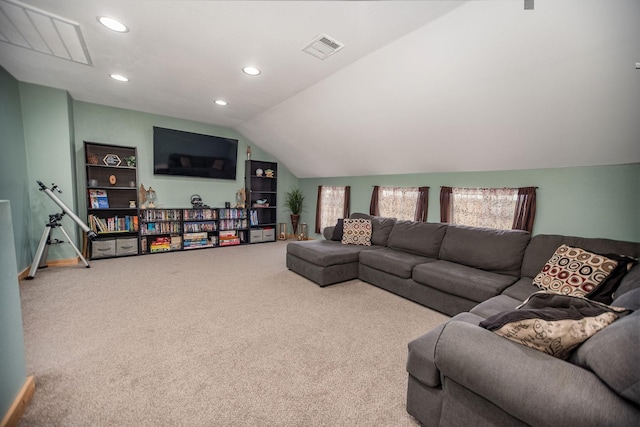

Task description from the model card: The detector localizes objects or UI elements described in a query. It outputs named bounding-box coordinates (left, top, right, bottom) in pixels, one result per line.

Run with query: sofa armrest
left=407, top=312, right=484, bottom=388
left=323, top=226, right=335, bottom=240
left=434, top=321, right=640, bottom=426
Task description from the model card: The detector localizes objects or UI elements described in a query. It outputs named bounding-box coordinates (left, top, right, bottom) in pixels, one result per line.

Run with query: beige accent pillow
left=480, top=291, right=630, bottom=360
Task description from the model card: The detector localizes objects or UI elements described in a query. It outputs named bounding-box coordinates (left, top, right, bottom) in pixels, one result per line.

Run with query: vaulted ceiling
left=1, top=0, right=639, bottom=178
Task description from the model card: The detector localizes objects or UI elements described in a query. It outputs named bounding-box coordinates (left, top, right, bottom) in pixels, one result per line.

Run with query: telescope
left=26, top=181, right=97, bottom=279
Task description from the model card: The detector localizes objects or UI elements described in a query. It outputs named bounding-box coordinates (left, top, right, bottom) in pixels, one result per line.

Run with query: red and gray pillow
left=532, top=244, right=637, bottom=304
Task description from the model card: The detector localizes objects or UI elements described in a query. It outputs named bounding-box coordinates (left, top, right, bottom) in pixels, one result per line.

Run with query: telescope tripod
left=26, top=212, right=90, bottom=280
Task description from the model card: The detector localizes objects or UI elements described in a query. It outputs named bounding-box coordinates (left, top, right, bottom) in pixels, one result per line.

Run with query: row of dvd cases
left=139, top=208, right=256, bottom=254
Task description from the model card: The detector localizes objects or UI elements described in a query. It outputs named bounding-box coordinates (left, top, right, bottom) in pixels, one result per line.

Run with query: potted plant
left=284, top=187, right=305, bottom=235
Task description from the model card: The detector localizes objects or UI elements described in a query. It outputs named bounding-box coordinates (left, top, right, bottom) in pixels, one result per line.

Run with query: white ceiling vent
left=0, top=0, right=92, bottom=65
left=302, top=34, right=344, bottom=60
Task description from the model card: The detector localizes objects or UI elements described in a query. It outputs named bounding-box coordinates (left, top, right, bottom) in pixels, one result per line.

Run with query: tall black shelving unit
left=84, top=141, right=139, bottom=259
left=245, top=160, right=277, bottom=243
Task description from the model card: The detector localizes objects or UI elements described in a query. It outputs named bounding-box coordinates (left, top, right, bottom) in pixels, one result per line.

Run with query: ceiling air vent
left=0, top=0, right=92, bottom=65
left=302, top=33, right=344, bottom=60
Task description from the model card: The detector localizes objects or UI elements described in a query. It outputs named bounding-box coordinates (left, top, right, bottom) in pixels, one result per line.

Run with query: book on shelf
left=89, top=190, right=109, bottom=208
left=184, top=232, right=209, bottom=240
left=88, top=214, right=138, bottom=233
left=170, top=236, right=182, bottom=250
left=183, top=240, right=210, bottom=248
left=219, top=237, right=240, bottom=246
left=150, top=236, right=171, bottom=252
left=219, top=219, right=248, bottom=230
left=219, top=230, right=240, bottom=246
left=183, top=231, right=212, bottom=249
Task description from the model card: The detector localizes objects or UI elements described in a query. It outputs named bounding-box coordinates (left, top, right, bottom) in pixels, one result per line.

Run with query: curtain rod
left=439, top=186, right=539, bottom=189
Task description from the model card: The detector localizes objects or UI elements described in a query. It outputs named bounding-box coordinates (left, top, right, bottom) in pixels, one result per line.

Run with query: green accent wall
left=5, top=76, right=639, bottom=262
left=0, top=66, right=31, bottom=270
left=72, top=101, right=297, bottom=228
left=299, top=164, right=640, bottom=242
left=0, top=68, right=29, bottom=422
left=0, top=201, right=28, bottom=419
left=20, top=82, right=78, bottom=261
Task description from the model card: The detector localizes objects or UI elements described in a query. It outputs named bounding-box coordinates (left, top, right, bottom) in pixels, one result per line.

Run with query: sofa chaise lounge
left=286, top=213, right=640, bottom=426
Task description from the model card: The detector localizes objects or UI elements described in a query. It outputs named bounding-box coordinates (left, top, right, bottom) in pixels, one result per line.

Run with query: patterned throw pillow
left=533, top=245, right=618, bottom=298
left=341, top=218, right=372, bottom=246
left=480, top=291, right=632, bottom=360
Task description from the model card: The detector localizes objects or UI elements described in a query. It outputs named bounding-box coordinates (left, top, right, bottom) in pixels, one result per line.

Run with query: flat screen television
left=153, top=126, right=238, bottom=180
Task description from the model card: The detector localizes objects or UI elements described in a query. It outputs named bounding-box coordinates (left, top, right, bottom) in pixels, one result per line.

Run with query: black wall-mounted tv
left=153, top=127, right=238, bottom=180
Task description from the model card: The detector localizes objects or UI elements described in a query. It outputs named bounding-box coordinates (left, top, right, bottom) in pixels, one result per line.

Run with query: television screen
left=153, top=126, right=238, bottom=180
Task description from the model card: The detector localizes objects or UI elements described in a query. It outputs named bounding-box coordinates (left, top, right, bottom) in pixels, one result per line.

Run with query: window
left=440, top=186, right=537, bottom=232
left=315, top=186, right=350, bottom=233
left=369, top=186, right=429, bottom=221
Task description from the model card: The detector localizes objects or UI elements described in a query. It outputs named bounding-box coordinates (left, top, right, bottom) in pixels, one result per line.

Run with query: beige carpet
left=18, top=240, right=448, bottom=426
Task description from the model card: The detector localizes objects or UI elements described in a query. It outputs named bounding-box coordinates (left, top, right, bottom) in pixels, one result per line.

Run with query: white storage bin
left=92, top=238, right=116, bottom=258
left=116, top=237, right=138, bottom=256
left=262, top=228, right=275, bottom=242
left=250, top=229, right=263, bottom=243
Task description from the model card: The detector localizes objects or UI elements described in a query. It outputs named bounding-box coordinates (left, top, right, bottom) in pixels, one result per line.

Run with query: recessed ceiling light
left=110, top=74, right=129, bottom=82
left=98, top=16, right=128, bottom=33
left=214, top=100, right=228, bottom=106
left=242, top=66, right=261, bottom=76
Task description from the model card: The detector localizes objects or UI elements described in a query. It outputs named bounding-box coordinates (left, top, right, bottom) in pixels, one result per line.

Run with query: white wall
left=238, top=0, right=640, bottom=178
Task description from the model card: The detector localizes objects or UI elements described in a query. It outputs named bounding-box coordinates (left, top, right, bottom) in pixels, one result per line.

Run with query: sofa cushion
left=480, top=291, right=632, bottom=360
left=322, top=225, right=335, bottom=241
left=359, top=247, right=435, bottom=279
left=470, top=295, right=522, bottom=319
left=406, top=312, right=484, bottom=388
left=438, top=224, right=530, bottom=276
left=387, top=221, right=447, bottom=258
left=341, top=218, right=372, bottom=246
left=616, top=264, right=640, bottom=297
left=413, top=260, right=518, bottom=303
left=501, top=277, right=538, bottom=301
left=570, top=289, right=640, bottom=405
left=350, top=213, right=396, bottom=246
left=612, top=286, right=640, bottom=309
left=532, top=244, right=619, bottom=298
left=286, top=240, right=378, bottom=267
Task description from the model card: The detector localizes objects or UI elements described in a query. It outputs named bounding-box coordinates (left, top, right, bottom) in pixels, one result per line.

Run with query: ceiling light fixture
left=98, top=16, right=128, bottom=33
left=242, top=66, right=261, bottom=76
left=110, top=74, right=129, bottom=82
left=214, top=100, right=228, bottom=106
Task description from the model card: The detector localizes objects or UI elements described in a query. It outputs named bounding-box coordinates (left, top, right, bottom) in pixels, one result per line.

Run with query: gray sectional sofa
left=286, top=213, right=640, bottom=426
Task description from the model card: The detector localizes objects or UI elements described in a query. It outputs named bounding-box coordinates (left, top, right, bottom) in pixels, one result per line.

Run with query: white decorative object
left=146, top=187, right=157, bottom=208
left=256, top=168, right=264, bottom=176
